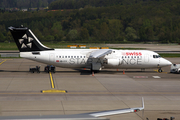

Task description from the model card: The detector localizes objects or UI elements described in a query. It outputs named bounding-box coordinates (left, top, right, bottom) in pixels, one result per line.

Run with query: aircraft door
left=144, top=54, right=149, bottom=63
left=49, top=53, right=55, bottom=63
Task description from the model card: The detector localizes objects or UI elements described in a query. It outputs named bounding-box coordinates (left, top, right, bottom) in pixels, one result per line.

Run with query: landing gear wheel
left=90, top=64, right=93, bottom=72
left=158, top=69, right=162, bottom=73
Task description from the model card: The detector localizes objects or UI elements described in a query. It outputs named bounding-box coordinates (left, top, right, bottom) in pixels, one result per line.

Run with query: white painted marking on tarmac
left=133, top=76, right=148, bottom=78
left=153, top=76, right=161, bottom=78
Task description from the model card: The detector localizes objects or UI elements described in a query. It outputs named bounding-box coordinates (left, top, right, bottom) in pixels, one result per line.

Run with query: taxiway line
left=49, top=72, right=55, bottom=88
left=41, top=72, right=66, bottom=93
left=0, top=59, right=7, bottom=65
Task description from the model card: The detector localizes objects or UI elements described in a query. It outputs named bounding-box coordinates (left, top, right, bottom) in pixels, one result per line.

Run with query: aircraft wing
left=0, top=98, right=144, bottom=120
left=89, top=49, right=112, bottom=58
left=87, top=97, right=144, bottom=117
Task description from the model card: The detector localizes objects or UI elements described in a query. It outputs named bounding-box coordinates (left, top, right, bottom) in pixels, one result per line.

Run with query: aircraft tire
left=158, top=69, right=162, bottom=73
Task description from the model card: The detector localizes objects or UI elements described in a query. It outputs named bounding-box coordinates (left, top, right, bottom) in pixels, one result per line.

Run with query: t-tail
left=8, top=26, right=54, bottom=52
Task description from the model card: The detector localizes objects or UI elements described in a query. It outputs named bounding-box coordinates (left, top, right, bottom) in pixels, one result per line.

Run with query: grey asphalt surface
left=1, top=43, right=180, bottom=120
left=0, top=57, right=180, bottom=120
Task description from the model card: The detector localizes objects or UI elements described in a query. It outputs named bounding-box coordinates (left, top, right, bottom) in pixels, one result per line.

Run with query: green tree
left=139, top=19, right=154, bottom=42
left=125, top=27, right=137, bottom=40
left=0, top=32, right=5, bottom=42
left=6, top=31, right=13, bottom=43
left=80, top=27, right=89, bottom=40
left=66, top=29, right=78, bottom=42
left=42, top=28, right=50, bottom=37
left=34, top=28, right=43, bottom=41
left=51, top=21, right=64, bottom=41
left=108, top=19, right=123, bottom=41
left=45, top=35, right=54, bottom=41
left=99, top=22, right=109, bottom=42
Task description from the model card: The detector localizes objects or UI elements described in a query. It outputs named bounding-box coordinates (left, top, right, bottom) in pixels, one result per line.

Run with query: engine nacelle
left=107, top=59, right=120, bottom=66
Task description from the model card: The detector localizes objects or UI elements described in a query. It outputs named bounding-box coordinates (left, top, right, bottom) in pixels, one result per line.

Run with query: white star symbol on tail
left=18, top=34, right=34, bottom=49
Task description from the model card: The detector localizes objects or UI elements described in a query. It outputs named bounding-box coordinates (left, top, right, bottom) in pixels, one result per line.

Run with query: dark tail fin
left=8, top=26, right=54, bottom=52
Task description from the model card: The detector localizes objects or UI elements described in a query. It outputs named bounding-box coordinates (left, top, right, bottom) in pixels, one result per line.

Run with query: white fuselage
left=20, top=49, right=172, bottom=70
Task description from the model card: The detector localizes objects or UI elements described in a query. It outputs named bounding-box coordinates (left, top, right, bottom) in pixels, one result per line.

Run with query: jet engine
left=106, top=59, right=120, bottom=66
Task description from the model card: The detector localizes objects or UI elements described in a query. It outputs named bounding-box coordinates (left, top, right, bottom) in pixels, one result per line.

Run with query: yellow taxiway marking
left=1, top=91, right=180, bottom=95
left=154, top=69, right=167, bottom=74
left=0, top=60, right=7, bottom=65
left=41, top=89, right=67, bottom=93
left=49, top=72, right=55, bottom=88
left=41, top=72, right=66, bottom=93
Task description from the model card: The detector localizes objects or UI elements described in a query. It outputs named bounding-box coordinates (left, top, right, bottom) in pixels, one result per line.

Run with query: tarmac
left=0, top=57, right=180, bottom=120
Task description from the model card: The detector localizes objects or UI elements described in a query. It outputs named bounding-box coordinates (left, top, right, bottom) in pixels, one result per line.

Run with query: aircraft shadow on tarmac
left=46, top=69, right=159, bottom=75
left=0, top=69, right=159, bottom=75
left=0, top=70, right=29, bottom=73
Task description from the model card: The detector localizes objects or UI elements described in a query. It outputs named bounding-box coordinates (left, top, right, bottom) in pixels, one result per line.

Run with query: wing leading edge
left=88, top=97, right=144, bottom=117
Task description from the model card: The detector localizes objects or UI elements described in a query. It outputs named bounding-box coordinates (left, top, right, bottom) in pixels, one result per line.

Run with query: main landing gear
left=158, top=68, right=163, bottom=73
left=44, top=65, right=56, bottom=73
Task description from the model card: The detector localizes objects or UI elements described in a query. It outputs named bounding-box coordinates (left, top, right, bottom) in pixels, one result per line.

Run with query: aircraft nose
left=160, top=58, right=172, bottom=66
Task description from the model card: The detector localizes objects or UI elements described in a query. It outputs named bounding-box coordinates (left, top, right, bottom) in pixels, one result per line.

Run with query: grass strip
left=159, top=53, right=180, bottom=58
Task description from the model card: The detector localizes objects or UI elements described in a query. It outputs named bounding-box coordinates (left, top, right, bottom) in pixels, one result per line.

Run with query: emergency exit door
left=49, top=53, right=55, bottom=63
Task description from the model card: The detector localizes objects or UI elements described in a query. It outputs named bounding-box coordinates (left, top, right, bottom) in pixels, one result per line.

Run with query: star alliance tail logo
left=18, top=34, right=33, bottom=49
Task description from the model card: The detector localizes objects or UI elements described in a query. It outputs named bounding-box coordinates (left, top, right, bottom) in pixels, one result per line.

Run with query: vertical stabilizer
left=8, top=26, right=54, bottom=52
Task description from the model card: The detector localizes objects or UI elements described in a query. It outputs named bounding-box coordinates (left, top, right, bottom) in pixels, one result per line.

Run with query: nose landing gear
left=157, top=64, right=163, bottom=73
left=158, top=68, right=163, bottom=73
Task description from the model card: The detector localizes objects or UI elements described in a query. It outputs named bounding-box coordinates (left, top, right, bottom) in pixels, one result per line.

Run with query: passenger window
left=62, top=56, right=64, bottom=58
left=59, top=56, right=61, bottom=58
left=71, top=56, right=73, bottom=58
left=77, top=56, right=79, bottom=58
left=68, top=56, right=70, bottom=58
left=65, top=56, right=67, bottom=58
left=122, top=56, right=123, bottom=58
left=74, top=56, right=76, bottom=58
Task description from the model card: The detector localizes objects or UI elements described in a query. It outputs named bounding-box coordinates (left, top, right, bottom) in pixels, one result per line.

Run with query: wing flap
left=89, top=49, right=112, bottom=58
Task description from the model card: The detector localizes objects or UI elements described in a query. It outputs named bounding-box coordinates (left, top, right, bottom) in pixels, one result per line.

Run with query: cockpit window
left=153, top=55, right=161, bottom=58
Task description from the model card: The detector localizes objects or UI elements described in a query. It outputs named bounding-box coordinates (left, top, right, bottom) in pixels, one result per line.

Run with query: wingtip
left=142, top=97, right=145, bottom=109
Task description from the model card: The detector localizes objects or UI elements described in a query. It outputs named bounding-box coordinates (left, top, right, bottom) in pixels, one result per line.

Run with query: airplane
left=0, top=98, right=144, bottom=120
left=8, top=26, right=172, bottom=73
